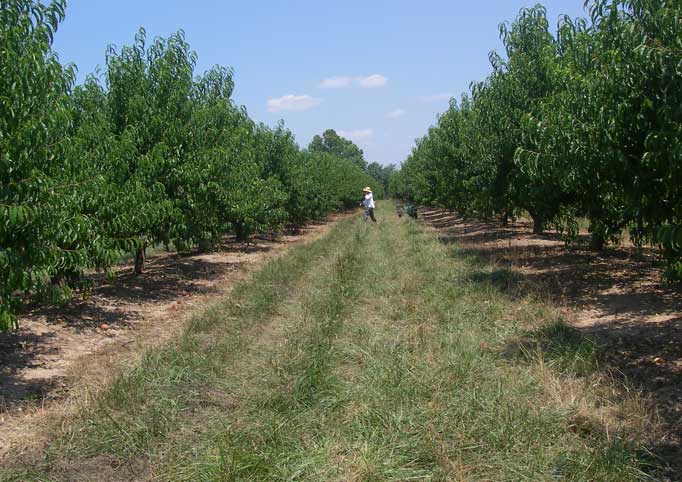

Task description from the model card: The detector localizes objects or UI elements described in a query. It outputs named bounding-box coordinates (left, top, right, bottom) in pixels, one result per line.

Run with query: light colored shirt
left=362, top=193, right=375, bottom=209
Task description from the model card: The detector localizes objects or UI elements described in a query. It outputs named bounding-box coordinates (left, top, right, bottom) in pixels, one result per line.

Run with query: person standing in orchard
left=361, top=186, right=377, bottom=223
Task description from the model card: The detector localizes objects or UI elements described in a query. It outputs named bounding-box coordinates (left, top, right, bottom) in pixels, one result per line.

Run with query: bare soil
left=0, top=215, right=346, bottom=458
left=419, top=208, right=682, bottom=477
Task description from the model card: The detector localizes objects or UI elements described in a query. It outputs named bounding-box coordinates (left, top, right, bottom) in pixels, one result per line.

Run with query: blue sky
left=53, top=0, right=588, bottom=166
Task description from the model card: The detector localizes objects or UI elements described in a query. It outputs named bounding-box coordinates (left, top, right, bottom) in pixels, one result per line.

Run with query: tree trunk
left=198, top=237, right=213, bottom=253
left=51, top=269, right=81, bottom=288
left=235, top=222, right=249, bottom=243
left=590, top=232, right=605, bottom=251
left=500, top=212, right=509, bottom=226
left=134, top=245, right=146, bottom=275
left=532, top=216, right=543, bottom=235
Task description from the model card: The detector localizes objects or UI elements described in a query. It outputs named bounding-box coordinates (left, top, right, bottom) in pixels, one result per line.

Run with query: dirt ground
left=418, top=208, right=682, bottom=476
left=0, top=215, right=347, bottom=458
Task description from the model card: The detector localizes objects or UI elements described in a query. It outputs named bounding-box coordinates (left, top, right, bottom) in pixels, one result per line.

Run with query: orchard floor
left=0, top=202, right=676, bottom=480
left=0, top=214, right=347, bottom=456
left=418, top=207, right=682, bottom=478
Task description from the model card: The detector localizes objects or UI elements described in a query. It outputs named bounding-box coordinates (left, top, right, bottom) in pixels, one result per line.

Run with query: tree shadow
left=2, top=216, right=336, bottom=412
left=24, top=255, right=245, bottom=331
left=502, top=319, right=681, bottom=479
left=457, top=244, right=673, bottom=321
left=422, top=209, right=682, bottom=480
left=582, top=318, right=682, bottom=480
left=434, top=214, right=572, bottom=246
left=2, top=245, right=251, bottom=410
left=0, top=331, right=67, bottom=408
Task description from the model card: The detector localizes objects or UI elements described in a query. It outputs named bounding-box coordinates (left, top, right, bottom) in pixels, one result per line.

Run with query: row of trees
left=392, top=0, right=681, bottom=280
left=0, top=0, right=382, bottom=330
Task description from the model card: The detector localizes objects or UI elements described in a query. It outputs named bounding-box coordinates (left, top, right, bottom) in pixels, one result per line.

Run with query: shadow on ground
left=0, top=233, right=290, bottom=409
left=0, top=331, right=68, bottom=408
left=419, top=208, right=682, bottom=480
left=31, top=255, right=244, bottom=328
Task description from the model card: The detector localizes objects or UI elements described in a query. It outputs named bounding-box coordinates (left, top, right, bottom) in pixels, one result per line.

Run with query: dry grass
left=0, top=203, right=663, bottom=481
left=0, top=214, right=348, bottom=467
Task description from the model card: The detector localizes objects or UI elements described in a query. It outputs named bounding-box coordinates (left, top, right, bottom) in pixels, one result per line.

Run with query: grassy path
left=2, top=202, right=654, bottom=481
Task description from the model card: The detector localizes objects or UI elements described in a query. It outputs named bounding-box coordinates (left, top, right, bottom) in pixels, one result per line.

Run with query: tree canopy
left=0, top=1, right=381, bottom=330
left=309, top=129, right=367, bottom=171
left=393, top=0, right=682, bottom=280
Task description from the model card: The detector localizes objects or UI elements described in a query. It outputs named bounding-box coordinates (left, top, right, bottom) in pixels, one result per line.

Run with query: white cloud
left=318, top=74, right=388, bottom=89
left=357, top=74, right=387, bottom=88
left=418, top=93, right=454, bottom=103
left=266, top=94, right=321, bottom=113
left=386, top=108, right=405, bottom=119
left=319, top=76, right=353, bottom=88
left=338, top=129, right=374, bottom=141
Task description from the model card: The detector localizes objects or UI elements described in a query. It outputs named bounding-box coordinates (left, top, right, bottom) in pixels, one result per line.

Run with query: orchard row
left=392, top=0, right=681, bottom=278
left=0, top=1, right=384, bottom=330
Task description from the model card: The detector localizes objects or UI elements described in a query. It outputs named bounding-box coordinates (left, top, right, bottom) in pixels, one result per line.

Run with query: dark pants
left=364, top=207, right=377, bottom=223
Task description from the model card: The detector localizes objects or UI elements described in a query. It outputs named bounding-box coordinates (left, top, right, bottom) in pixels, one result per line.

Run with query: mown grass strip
left=0, top=215, right=359, bottom=482
left=152, top=222, right=369, bottom=481
left=1, top=202, right=656, bottom=481
left=157, top=202, right=652, bottom=481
